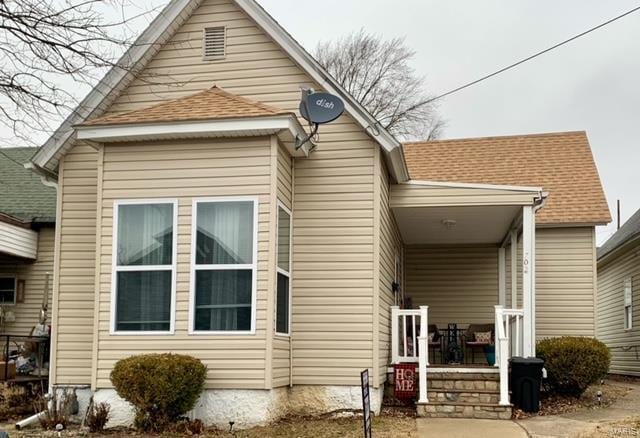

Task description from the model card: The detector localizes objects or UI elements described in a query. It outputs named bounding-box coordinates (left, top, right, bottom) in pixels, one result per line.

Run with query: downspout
left=289, top=157, right=295, bottom=388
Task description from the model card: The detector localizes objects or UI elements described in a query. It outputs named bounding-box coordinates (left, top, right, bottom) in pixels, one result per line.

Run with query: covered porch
left=388, top=180, right=546, bottom=406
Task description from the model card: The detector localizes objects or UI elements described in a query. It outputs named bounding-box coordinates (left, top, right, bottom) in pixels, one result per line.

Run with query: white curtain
left=116, top=203, right=173, bottom=332
left=195, top=201, right=254, bottom=331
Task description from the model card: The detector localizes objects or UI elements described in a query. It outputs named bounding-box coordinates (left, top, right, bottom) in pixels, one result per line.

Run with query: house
left=26, top=0, right=610, bottom=428
left=596, top=209, right=640, bottom=377
left=0, top=148, right=56, bottom=335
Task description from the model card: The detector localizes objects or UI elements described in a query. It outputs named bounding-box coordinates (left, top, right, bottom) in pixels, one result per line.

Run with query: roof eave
left=75, top=114, right=312, bottom=157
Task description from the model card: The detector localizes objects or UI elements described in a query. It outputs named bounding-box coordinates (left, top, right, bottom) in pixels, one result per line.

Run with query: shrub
left=86, top=400, right=110, bottom=433
left=110, top=354, right=207, bottom=432
left=537, top=337, right=610, bottom=397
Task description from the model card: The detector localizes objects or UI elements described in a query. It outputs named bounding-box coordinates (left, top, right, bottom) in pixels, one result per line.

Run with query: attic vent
left=203, top=27, right=226, bottom=60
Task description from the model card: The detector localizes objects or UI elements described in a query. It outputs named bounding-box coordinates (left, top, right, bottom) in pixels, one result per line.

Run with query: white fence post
left=418, top=306, right=429, bottom=404
left=391, top=306, right=400, bottom=364
left=494, top=305, right=503, bottom=367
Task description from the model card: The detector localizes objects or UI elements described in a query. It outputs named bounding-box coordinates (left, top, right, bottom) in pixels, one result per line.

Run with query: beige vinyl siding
left=505, top=227, right=596, bottom=338
left=405, top=245, right=499, bottom=327
left=95, top=137, right=271, bottom=389
left=54, top=144, right=98, bottom=385
left=55, top=0, right=377, bottom=388
left=390, top=184, right=538, bottom=208
left=273, top=143, right=292, bottom=388
left=536, top=227, right=596, bottom=338
left=378, top=157, right=402, bottom=383
left=597, top=243, right=640, bottom=376
left=0, top=227, right=54, bottom=335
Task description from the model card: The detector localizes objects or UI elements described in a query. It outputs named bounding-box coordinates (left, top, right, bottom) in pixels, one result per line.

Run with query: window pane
left=276, top=273, right=289, bottom=334
left=0, top=277, right=15, bottom=291
left=116, top=271, right=171, bottom=331
left=195, top=269, right=252, bottom=331
left=196, top=202, right=254, bottom=265
left=117, top=204, right=173, bottom=266
left=277, top=208, right=291, bottom=272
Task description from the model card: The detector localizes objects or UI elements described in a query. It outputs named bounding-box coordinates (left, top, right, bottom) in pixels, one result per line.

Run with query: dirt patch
left=3, top=409, right=418, bottom=437
left=514, top=382, right=631, bottom=419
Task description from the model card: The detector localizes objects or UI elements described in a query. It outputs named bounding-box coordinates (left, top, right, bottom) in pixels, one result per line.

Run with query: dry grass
left=205, top=414, right=417, bottom=438
left=5, top=411, right=417, bottom=437
left=514, top=381, right=631, bottom=419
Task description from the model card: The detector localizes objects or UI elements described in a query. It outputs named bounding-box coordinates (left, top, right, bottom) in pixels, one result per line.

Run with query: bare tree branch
left=315, top=29, right=445, bottom=141
left=0, top=0, right=161, bottom=147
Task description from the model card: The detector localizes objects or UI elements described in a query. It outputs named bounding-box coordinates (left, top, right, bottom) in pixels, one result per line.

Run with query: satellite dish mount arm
left=295, top=123, right=319, bottom=150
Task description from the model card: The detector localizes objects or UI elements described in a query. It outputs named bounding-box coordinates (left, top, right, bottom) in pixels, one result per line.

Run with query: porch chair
left=461, top=323, right=494, bottom=365
left=426, top=324, right=444, bottom=364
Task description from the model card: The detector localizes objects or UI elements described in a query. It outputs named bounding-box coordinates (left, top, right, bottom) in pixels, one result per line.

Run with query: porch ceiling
left=393, top=205, right=520, bottom=245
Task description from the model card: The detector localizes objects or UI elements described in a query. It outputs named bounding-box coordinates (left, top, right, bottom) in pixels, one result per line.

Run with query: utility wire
left=425, top=4, right=640, bottom=104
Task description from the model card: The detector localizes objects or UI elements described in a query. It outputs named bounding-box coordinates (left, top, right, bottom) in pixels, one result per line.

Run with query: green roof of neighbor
left=0, top=147, right=56, bottom=223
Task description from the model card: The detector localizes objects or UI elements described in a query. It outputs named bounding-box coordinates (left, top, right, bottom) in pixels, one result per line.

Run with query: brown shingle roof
left=82, top=86, right=291, bottom=126
left=403, top=131, right=611, bottom=225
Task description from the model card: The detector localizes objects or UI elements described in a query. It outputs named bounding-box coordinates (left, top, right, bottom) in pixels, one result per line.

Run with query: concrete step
left=417, top=401, right=512, bottom=420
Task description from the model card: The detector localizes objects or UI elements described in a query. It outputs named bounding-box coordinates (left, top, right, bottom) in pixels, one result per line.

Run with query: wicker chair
left=461, top=323, right=494, bottom=364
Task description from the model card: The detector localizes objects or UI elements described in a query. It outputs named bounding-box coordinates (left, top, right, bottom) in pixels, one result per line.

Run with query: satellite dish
left=299, top=92, right=345, bottom=125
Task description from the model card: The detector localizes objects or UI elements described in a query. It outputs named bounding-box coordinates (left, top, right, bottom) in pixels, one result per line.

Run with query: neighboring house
left=26, top=0, right=610, bottom=428
left=0, top=148, right=56, bottom=335
left=597, top=209, right=640, bottom=377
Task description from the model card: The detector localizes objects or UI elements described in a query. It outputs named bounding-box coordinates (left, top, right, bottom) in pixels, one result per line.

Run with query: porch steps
left=417, top=370, right=512, bottom=420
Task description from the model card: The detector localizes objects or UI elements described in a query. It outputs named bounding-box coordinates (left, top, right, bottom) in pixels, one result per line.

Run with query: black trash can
left=510, top=357, right=544, bottom=412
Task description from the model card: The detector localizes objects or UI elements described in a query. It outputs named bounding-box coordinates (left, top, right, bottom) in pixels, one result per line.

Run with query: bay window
left=191, top=198, right=257, bottom=333
left=112, top=200, right=176, bottom=333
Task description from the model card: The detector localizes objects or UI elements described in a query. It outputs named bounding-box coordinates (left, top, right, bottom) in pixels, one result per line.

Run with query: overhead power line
left=427, top=4, right=640, bottom=104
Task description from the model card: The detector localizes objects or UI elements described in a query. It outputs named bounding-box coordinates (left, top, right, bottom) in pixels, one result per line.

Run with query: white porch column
left=418, top=306, right=429, bottom=404
left=510, top=229, right=518, bottom=308
left=522, top=206, right=535, bottom=357
left=498, top=248, right=506, bottom=306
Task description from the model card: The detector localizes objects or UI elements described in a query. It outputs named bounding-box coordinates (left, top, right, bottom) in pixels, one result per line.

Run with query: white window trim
left=624, top=277, right=633, bottom=331
left=0, top=275, right=17, bottom=305
left=275, top=201, right=292, bottom=337
left=110, top=199, right=178, bottom=336
left=188, top=197, right=259, bottom=335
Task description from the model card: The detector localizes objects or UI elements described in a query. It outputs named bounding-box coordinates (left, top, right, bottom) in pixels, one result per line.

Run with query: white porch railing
left=391, top=306, right=429, bottom=403
left=495, top=305, right=525, bottom=405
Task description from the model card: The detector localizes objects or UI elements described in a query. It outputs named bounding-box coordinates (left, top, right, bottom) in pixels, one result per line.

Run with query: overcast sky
left=6, top=1, right=638, bottom=245
left=253, top=0, right=640, bottom=244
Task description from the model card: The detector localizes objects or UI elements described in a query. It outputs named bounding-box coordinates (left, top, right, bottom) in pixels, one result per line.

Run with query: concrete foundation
left=54, top=385, right=382, bottom=430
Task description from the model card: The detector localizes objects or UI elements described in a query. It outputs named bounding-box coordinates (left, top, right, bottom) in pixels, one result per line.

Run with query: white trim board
left=75, top=116, right=311, bottom=157
left=404, top=179, right=544, bottom=194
